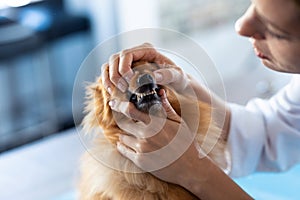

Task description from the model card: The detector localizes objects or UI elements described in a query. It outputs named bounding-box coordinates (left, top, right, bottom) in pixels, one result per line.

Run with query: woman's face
left=235, top=0, right=300, bottom=73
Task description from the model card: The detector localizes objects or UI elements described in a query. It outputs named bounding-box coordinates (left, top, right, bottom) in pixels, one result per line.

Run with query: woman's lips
left=253, top=46, right=269, bottom=60
left=250, top=39, right=269, bottom=60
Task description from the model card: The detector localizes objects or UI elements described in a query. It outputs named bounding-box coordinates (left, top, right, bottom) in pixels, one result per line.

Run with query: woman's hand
left=110, top=89, right=202, bottom=183
left=110, top=90, right=252, bottom=200
left=101, top=43, right=190, bottom=94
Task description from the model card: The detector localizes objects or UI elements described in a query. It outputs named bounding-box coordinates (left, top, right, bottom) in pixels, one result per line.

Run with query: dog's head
left=82, top=61, right=185, bottom=144
left=126, top=62, right=162, bottom=113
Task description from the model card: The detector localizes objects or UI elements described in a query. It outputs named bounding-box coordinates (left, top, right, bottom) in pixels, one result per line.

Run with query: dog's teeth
left=134, top=89, right=158, bottom=102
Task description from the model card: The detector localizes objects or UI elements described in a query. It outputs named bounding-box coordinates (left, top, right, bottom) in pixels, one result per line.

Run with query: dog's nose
left=137, top=74, right=154, bottom=86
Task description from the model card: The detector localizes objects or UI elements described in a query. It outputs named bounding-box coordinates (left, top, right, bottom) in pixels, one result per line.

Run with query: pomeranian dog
left=79, top=61, right=227, bottom=200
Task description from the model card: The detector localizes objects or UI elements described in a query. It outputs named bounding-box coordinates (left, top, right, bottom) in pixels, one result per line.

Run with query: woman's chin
left=261, top=58, right=281, bottom=72
left=261, top=59, right=298, bottom=73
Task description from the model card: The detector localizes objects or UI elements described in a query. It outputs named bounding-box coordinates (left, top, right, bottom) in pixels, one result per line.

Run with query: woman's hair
left=295, top=0, right=300, bottom=6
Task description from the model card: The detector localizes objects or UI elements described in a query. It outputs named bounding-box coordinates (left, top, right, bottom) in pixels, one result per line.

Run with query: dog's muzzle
left=127, top=73, right=162, bottom=113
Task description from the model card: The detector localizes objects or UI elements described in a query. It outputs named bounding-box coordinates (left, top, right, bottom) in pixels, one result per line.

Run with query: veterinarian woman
left=102, top=0, right=300, bottom=199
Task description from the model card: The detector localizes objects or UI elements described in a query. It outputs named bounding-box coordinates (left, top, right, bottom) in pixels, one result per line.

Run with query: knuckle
left=168, top=68, right=182, bottom=82
left=134, top=153, right=146, bottom=166
left=101, top=63, right=109, bottom=72
left=102, top=79, right=110, bottom=90
left=119, top=68, right=131, bottom=77
left=110, top=74, right=120, bottom=82
left=119, top=49, right=130, bottom=57
left=147, top=48, right=157, bottom=57
left=143, top=42, right=153, bottom=47
left=126, top=103, right=136, bottom=118
left=119, top=66, right=132, bottom=76
left=135, top=142, right=143, bottom=153
left=109, top=53, right=119, bottom=62
left=140, top=43, right=156, bottom=53
left=175, top=66, right=183, bottom=73
left=139, top=140, right=149, bottom=152
left=135, top=155, right=143, bottom=165
left=101, top=76, right=107, bottom=85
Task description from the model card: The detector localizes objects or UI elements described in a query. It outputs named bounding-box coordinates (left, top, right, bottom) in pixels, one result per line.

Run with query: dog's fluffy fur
left=79, top=62, right=227, bottom=200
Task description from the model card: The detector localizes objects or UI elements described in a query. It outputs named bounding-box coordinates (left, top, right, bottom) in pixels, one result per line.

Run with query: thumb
left=160, top=89, right=181, bottom=122
left=154, top=68, right=188, bottom=92
left=154, top=68, right=178, bottom=85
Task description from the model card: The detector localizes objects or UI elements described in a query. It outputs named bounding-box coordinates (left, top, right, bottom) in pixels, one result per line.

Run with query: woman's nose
left=235, top=4, right=265, bottom=40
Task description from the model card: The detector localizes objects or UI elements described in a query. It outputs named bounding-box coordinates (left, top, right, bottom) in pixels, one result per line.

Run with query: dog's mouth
left=127, top=74, right=162, bottom=113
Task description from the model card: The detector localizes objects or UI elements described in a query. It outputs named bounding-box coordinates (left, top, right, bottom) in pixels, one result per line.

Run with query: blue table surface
left=1, top=129, right=299, bottom=200
left=234, top=164, right=300, bottom=200
left=54, top=165, right=300, bottom=200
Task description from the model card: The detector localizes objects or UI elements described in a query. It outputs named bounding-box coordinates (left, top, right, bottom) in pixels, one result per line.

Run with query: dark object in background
left=0, top=0, right=90, bottom=60
left=0, top=0, right=91, bottom=152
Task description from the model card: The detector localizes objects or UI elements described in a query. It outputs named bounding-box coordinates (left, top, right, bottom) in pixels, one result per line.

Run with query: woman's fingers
left=109, top=99, right=150, bottom=124
left=101, top=63, right=113, bottom=94
left=122, top=43, right=174, bottom=65
left=118, top=134, right=139, bottom=151
left=109, top=89, right=182, bottom=138
left=159, top=89, right=182, bottom=122
left=154, top=68, right=181, bottom=84
left=102, top=43, right=176, bottom=93
left=117, top=142, right=137, bottom=161
left=118, top=50, right=134, bottom=81
left=154, top=67, right=188, bottom=92
left=108, top=53, right=128, bottom=92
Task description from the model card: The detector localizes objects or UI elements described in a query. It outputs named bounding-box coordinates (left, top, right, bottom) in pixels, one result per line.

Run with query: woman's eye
left=268, top=30, right=288, bottom=40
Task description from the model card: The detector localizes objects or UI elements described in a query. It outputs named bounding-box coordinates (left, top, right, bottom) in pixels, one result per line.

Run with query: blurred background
left=0, top=0, right=296, bottom=200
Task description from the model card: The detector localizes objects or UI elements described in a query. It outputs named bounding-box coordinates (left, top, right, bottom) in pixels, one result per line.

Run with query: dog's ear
left=82, top=77, right=119, bottom=141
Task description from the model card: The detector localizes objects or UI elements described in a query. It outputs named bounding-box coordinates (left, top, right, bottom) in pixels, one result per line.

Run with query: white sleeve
left=227, top=74, right=300, bottom=178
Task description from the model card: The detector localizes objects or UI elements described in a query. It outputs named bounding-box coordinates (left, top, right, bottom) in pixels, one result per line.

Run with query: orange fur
left=79, top=62, right=226, bottom=200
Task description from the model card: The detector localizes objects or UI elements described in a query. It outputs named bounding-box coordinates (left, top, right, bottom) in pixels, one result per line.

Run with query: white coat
left=228, top=75, right=300, bottom=177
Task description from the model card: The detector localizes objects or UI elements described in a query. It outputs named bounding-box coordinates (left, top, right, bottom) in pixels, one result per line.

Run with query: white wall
left=65, top=0, right=160, bottom=43
left=116, top=0, right=160, bottom=32
left=64, top=0, right=293, bottom=105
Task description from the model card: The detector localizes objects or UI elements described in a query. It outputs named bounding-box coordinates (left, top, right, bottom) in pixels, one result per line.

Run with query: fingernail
left=118, top=134, right=123, bottom=141
left=116, top=142, right=121, bottom=149
left=107, top=87, right=112, bottom=94
left=109, top=99, right=115, bottom=108
left=118, top=79, right=127, bottom=92
left=117, top=142, right=124, bottom=152
left=154, top=72, right=163, bottom=82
